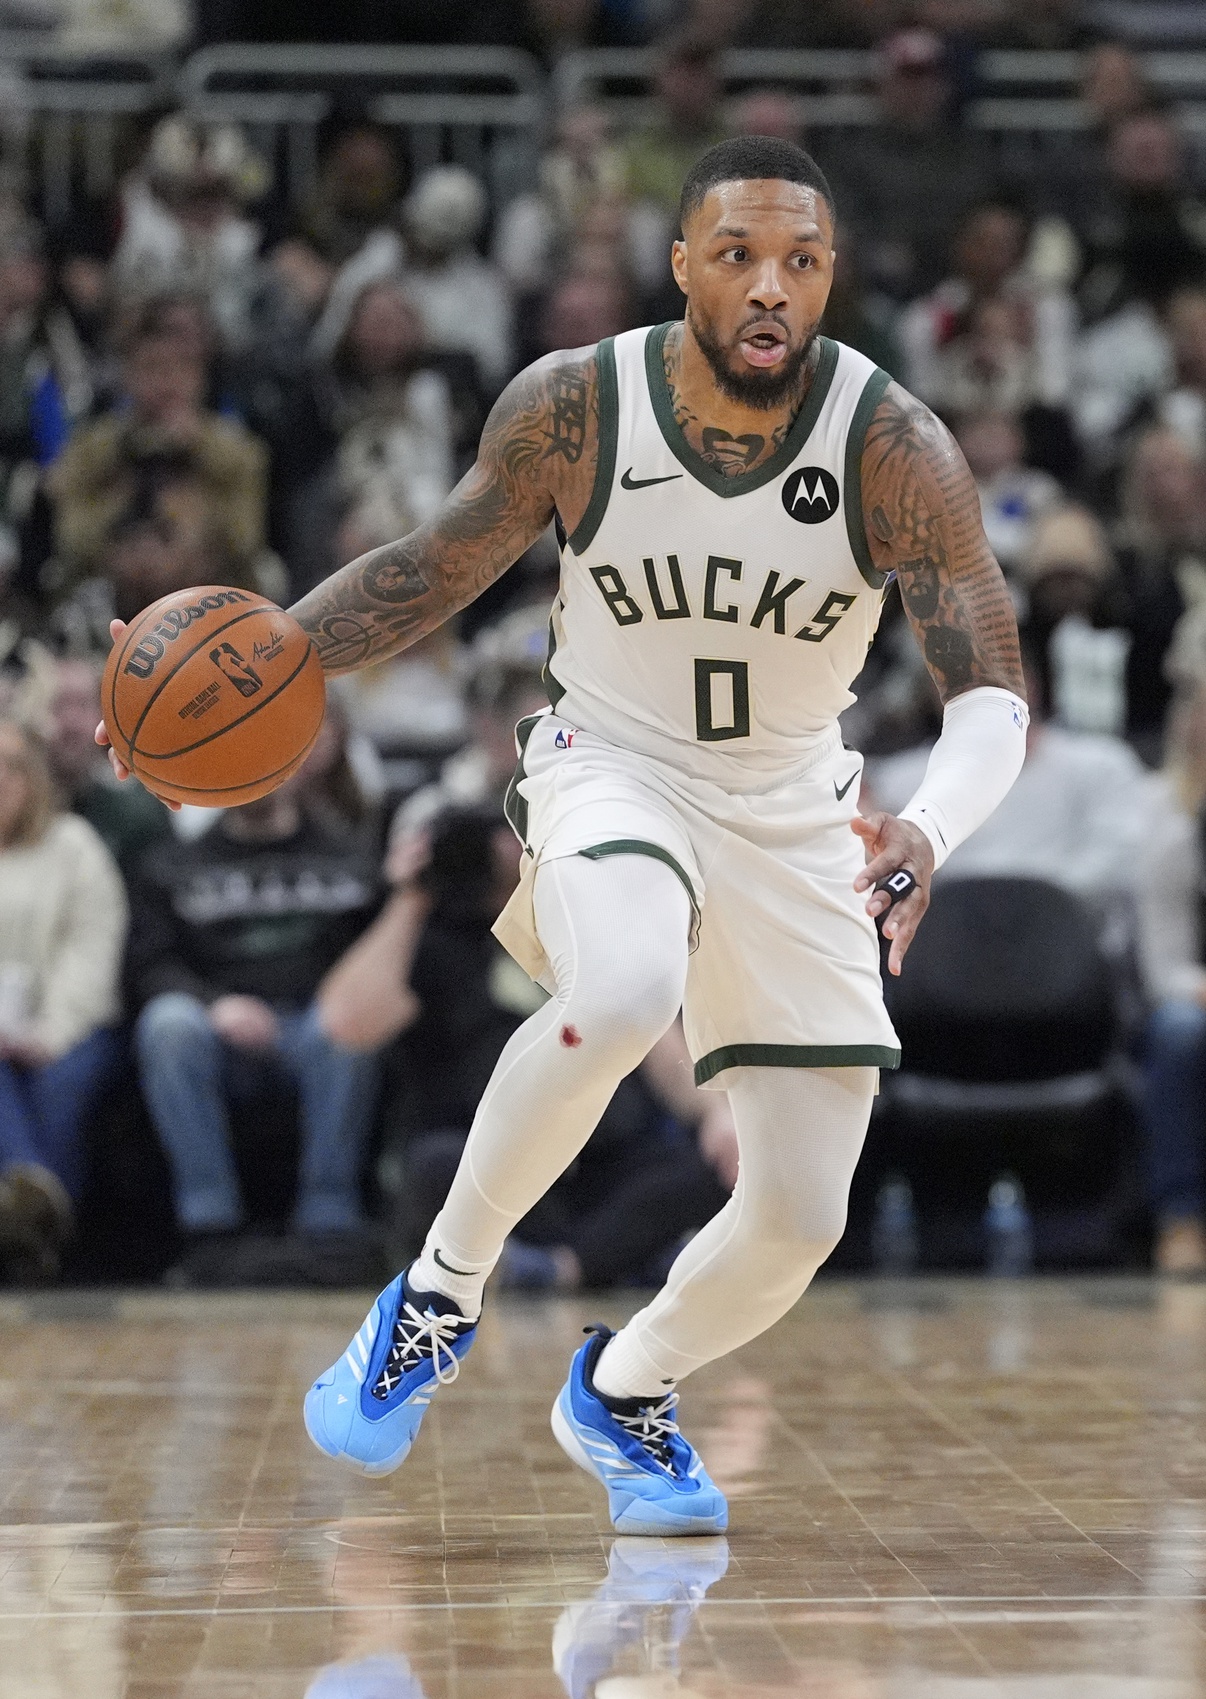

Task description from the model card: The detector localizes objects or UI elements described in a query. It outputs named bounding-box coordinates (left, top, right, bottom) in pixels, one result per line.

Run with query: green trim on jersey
left=843, top=365, right=893, bottom=589
left=503, top=711, right=544, bottom=848
left=566, top=337, right=619, bottom=555
left=694, top=1041, right=901, bottom=1085
left=644, top=325, right=840, bottom=499
left=578, top=838, right=700, bottom=948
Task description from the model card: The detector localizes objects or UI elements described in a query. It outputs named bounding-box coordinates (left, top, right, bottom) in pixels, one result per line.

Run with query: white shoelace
left=373, top=1301, right=469, bottom=1399
left=611, top=1391, right=682, bottom=1470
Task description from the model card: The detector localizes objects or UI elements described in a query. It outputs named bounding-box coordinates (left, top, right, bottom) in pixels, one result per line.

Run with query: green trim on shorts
left=694, top=1042, right=901, bottom=1085
left=543, top=605, right=566, bottom=709
left=503, top=711, right=544, bottom=848
left=566, top=336, right=618, bottom=555
left=843, top=365, right=893, bottom=589
left=578, top=838, right=700, bottom=949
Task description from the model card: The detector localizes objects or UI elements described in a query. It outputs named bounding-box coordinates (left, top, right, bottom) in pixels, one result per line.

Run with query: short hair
left=679, top=136, right=835, bottom=233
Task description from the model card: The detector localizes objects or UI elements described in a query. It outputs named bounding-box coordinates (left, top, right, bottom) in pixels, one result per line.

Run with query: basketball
left=102, top=585, right=326, bottom=807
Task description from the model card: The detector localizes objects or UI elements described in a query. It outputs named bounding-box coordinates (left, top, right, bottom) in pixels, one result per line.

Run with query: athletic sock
left=592, top=1326, right=675, bottom=1403
left=408, top=1235, right=492, bottom=1320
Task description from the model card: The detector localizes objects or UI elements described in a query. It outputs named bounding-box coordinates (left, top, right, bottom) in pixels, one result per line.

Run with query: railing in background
left=0, top=33, right=173, bottom=224
left=177, top=44, right=546, bottom=211
left=4, top=40, right=1206, bottom=226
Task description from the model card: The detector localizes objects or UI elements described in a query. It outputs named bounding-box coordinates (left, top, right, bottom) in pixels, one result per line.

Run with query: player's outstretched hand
left=93, top=618, right=183, bottom=810
left=851, top=810, right=935, bottom=978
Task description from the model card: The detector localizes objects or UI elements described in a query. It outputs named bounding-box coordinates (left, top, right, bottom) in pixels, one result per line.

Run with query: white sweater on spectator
left=870, top=724, right=1148, bottom=899
left=1136, top=774, right=1206, bottom=1005
left=0, top=813, right=127, bottom=1056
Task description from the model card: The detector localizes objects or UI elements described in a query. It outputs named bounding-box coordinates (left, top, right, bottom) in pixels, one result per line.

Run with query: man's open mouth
left=738, top=322, right=788, bottom=369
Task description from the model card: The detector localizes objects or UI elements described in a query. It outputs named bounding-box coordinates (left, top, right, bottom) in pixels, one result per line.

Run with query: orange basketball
left=102, top=586, right=326, bottom=807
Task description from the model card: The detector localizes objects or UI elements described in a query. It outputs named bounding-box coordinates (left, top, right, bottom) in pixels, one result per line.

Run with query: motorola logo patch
left=782, top=466, right=839, bottom=524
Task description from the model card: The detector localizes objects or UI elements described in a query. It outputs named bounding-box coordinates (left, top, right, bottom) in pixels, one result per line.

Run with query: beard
left=687, top=302, right=819, bottom=410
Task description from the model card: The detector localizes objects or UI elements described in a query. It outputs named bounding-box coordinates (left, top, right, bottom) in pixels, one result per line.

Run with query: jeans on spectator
left=134, top=992, right=376, bottom=1234
left=0, top=1027, right=121, bottom=1199
left=1142, top=999, right=1206, bottom=1222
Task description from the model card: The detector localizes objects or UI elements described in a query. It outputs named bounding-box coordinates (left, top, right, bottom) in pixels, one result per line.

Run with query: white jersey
left=545, top=325, right=893, bottom=786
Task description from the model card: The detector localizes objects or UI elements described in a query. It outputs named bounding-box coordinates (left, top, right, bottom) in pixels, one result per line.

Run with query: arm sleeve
left=897, top=686, right=1029, bottom=870
left=33, top=824, right=128, bottom=1058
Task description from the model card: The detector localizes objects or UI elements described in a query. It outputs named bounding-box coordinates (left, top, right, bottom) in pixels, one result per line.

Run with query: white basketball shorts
left=495, top=710, right=900, bottom=1088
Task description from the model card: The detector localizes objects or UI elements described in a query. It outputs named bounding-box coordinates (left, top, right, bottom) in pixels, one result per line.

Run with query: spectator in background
left=127, top=724, right=382, bottom=1279
left=621, top=34, right=726, bottom=228
left=399, top=167, right=514, bottom=394
left=1072, top=109, right=1204, bottom=455
left=899, top=200, right=1077, bottom=424
left=43, top=656, right=171, bottom=875
left=869, top=652, right=1147, bottom=905
left=537, top=268, right=634, bottom=359
left=1114, top=425, right=1206, bottom=760
left=494, top=106, right=626, bottom=297
left=1015, top=504, right=1129, bottom=739
left=823, top=29, right=992, bottom=302
left=300, top=126, right=406, bottom=266
left=47, top=311, right=271, bottom=619
left=112, top=117, right=267, bottom=351
left=286, top=277, right=456, bottom=597
left=389, top=602, right=549, bottom=850
left=1157, top=285, right=1206, bottom=457
left=314, top=166, right=514, bottom=397
left=1135, top=657, right=1206, bottom=1274
left=0, top=719, right=126, bottom=1277
left=954, top=408, right=1062, bottom=575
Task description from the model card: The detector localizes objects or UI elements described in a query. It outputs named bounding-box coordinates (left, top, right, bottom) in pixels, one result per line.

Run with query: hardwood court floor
left=2, top=1279, right=1206, bottom=1696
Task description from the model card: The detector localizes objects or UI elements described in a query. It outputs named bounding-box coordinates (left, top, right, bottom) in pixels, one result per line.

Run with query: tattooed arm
left=861, top=382, right=1024, bottom=701
left=289, top=349, right=596, bottom=674
left=852, top=384, right=1026, bottom=973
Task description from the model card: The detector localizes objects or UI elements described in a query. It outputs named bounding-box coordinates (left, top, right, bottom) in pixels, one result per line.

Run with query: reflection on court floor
left=0, top=1281, right=1204, bottom=1695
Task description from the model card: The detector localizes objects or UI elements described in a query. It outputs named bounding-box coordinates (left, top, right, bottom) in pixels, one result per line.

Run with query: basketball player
left=110, top=138, right=1028, bottom=1534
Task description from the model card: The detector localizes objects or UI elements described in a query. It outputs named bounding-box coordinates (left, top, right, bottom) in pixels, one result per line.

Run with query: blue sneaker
left=303, top=1271, right=476, bottom=1476
left=553, top=1536, right=730, bottom=1698
left=551, top=1326, right=728, bottom=1536
left=305, top=1653, right=424, bottom=1698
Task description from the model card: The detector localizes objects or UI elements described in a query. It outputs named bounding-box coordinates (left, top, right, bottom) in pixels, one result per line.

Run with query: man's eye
left=722, top=247, right=748, bottom=263
left=792, top=254, right=814, bottom=269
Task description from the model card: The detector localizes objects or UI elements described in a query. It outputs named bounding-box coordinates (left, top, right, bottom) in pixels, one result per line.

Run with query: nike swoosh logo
left=620, top=468, right=684, bottom=490
left=433, top=1248, right=475, bottom=1278
left=834, top=772, right=859, bottom=801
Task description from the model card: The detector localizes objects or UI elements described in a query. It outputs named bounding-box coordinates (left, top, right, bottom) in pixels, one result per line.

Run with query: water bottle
left=984, top=1174, right=1034, bottom=1277
left=872, top=1177, right=918, bottom=1277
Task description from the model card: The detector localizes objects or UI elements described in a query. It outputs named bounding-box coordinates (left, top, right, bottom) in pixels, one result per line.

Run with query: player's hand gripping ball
left=101, top=586, right=326, bottom=807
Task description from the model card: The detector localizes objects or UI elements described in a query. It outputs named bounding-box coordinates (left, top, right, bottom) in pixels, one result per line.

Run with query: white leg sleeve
left=593, top=1065, right=875, bottom=1396
left=416, top=853, right=691, bottom=1310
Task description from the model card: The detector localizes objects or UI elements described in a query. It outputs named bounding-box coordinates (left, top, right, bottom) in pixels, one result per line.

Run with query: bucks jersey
left=545, top=325, right=893, bottom=785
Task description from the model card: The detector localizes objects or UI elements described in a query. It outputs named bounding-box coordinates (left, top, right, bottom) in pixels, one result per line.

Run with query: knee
left=135, top=993, right=213, bottom=1059
left=566, top=963, right=683, bottom=1058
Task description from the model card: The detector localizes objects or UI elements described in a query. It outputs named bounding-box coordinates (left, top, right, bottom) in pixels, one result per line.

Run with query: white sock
left=408, top=1235, right=492, bottom=1320
left=592, top=1327, right=674, bottom=1403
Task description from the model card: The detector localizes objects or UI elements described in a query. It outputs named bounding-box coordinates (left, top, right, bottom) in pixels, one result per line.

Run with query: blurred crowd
left=6, top=8, right=1206, bottom=1285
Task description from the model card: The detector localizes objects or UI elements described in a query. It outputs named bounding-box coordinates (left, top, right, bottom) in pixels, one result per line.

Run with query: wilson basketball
left=102, top=586, right=326, bottom=807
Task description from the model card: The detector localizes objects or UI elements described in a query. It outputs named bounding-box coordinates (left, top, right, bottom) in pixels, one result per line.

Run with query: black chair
left=856, top=877, right=1142, bottom=1269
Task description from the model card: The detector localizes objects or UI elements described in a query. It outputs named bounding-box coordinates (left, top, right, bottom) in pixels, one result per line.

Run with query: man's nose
left=747, top=263, right=789, bottom=311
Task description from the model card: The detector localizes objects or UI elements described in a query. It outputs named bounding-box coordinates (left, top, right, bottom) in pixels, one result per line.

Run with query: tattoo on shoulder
left=292, top=350, right=597, bottom=673
left=861, top=383, right=1024, bottom=702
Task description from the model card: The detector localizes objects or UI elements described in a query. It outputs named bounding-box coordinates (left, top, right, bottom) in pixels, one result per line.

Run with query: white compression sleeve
left=897, top=685, right=1029, bottom=870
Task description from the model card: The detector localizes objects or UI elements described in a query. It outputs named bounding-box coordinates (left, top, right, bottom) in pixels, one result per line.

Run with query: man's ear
left=670, top=239, right=688, bottom=297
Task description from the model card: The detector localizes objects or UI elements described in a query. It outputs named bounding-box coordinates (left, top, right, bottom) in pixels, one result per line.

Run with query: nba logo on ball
left=782, top=467, right=839, bottom=524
